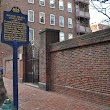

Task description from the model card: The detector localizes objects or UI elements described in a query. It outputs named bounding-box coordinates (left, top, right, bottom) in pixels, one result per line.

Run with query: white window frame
left=59, top=0, right=64, bottom=10
left=28, top=10, right=34, bottom=22
left=29, top=28, right=34, bottom=43
left=50, top=0, right=55, bottom=8
left=68, top=18, right=73, bottom=28
left=28, top=0, right=34, bottom=4
left=39, top=12, right=45, bottom=24
left=68, top=33, right=73, bottom=39
left=39, top=0, right=45, bottom=6
left=59, top=16, right=64, bottom=27
left=59, top=32, right=65, bottom=42
left=67, top=2, right=72, bottom=12
left=50, top=14, right=55, bottom=25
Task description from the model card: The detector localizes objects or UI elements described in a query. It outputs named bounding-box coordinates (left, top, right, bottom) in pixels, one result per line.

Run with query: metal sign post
left=13, top=43, right=18, bottom=109
left=1, top=7, right=29, bottom=110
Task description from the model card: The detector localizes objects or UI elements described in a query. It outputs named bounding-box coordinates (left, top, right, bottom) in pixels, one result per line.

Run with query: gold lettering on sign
left=4, top=14, right=27, bottom=42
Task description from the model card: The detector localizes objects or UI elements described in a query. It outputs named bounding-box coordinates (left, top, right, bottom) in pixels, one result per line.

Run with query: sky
left=89, top=1, right=110, bottom=25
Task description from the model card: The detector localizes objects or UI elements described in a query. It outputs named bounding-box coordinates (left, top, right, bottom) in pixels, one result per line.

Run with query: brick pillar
left=39, top=29, right=59, bottom=91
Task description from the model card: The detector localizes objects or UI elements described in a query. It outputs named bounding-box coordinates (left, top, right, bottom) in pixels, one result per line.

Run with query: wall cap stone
left=50, top=28, right=110, bottom=52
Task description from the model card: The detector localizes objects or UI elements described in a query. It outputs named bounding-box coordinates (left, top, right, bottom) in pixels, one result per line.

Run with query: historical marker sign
left=1, top=7, right=29, bottom=46
left=1, top=7, right=29, bottom=110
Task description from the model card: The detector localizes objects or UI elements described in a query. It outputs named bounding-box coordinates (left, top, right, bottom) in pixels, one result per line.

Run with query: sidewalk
left=3, top=77, right=110, bottom=110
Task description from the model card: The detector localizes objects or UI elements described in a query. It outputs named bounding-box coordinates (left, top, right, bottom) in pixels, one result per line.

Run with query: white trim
left=50, top=14, right=55, bottom=25
left=28, top=10, right=34, bottom=22
left=39, top=0, right=45, bottom=6
left=39, top=12, right=45, bottom=24
left=59, top=0, right=64, bottom=10
left=19, top=54, right=22, bottom=60
left=59, top=32, right=65, bottom=42
left=50, top=0, right=55, bottom=8
left=68, top=18, right=73, bottom=28
left=68, top=33, right=73, bottom=39
left=59, top=16, right=64, bottom=27
left=67, top=2, right=72, bottom=12
left=28, top=0, right=34, bottom=4
left=29, top=28, right=34, bottom=42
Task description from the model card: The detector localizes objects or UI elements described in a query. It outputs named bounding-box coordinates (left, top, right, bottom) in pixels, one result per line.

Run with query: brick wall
left=1, top=0, right=76, bottom=46
left=51, top=42, right=110, bottom=94
left=3, top=55, right=24, bottom=82
left=39, top=28, right=110, bottom=106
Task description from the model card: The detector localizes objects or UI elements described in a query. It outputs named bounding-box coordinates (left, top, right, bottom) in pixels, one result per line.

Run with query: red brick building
left=1, top=1, right=110, bottom=105
left=1, top=0, right=91, bottom=83
left=1, top=0, right=91, bottom=41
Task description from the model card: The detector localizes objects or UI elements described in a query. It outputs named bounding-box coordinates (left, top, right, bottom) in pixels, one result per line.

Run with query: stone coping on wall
left=50, top=28, right=110, bottom=52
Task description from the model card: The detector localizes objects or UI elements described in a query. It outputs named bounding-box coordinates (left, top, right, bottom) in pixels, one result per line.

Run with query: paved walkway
left=3, top=78, right=110, bottom=110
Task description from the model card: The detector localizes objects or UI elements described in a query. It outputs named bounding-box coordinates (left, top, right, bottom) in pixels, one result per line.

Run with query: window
left=29, top=28, right=34, bottom=42
left=59, top=0, right=64, bottom=10
left=28, top=10, right=34, bottom=22
left=50, top=14, right=55, bottom=25
left=39, top=0, right=45, bottom=6
left=68, top=18, right=73, bottom=28
left=28, top=0, right=34, bottom=4
left=59, top=32, right=64, bottom=42
left=50, top=0, right=55, bottom=8
left=39, top=12, right=45, bottom=24
left=68, top=33, right=73, bottom=39
left=59, top=16, right=64, bottom=27
left=67, top=2, right=72, bottom=12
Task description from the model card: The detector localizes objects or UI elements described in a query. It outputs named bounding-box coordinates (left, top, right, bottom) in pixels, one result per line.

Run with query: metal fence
left=24, top=40, right=39, bottom=84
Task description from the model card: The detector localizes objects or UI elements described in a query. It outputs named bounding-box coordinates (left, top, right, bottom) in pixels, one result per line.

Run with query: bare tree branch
left=90, top=0, right=110, bottom=20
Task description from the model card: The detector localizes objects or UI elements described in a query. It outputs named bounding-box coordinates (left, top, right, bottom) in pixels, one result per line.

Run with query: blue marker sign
left=1, top=7, right=29, bottom=110
left=1, top=7, right=29, bottom=46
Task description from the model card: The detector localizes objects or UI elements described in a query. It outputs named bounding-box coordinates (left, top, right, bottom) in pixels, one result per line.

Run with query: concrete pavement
left=3, top=77, right=110, bottom=110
